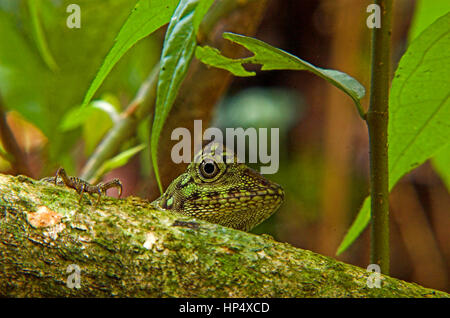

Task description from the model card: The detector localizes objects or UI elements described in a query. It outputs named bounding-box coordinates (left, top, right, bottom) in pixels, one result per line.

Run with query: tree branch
left=0, top=174, right=447, bottom=297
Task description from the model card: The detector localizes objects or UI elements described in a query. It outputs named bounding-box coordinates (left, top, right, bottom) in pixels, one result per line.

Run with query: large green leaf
left=196, top=32, right=366, bottom=116
left=337, top=12, right=450, bottom=255
left=389, top=13, right=449, bottom=188
left=408, top=0, right=450, bottom=41
left=81, top=0, right=179, bottom=108
left=150, top=0, right=212, bottom=194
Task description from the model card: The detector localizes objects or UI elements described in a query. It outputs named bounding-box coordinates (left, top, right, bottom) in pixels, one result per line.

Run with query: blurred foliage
left=0, top=0, right=160, bottom=175
left=212, top=86, right=302, bottom=166
left=213, top=87, right=301, bottom=135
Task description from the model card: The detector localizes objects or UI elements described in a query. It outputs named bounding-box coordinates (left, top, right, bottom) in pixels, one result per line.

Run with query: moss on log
left=0, top=174, right=448, bottom=297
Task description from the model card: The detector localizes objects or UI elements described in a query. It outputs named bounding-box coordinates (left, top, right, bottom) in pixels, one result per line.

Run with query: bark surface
left=0, top=174, right=448, bottom=297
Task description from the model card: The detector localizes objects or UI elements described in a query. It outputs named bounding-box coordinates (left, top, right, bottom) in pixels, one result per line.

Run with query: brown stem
left=366, top=0, right=392, bottom=275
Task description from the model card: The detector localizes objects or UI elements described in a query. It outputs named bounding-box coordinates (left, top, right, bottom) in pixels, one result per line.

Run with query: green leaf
left=59, top=95, right=121, bottom=156
left=82, top=99, right=121, bottom=156
left=59, top=106, right=96, bottom=132
left=408, top=0, right=450, bottom=41
left=432, top=143, right=450, bottom=191
left=81, top=0, right=179, bottom=108
left=336, top=197, right=371, bottom=255
left=196, top=46, right=255, bottom=76
left=195, top=32, right=366, bottom=117
left=151, top=0, right=210, bottom=194
left=389, top=13, right=450, bottom=188
left=93, top=144, right=147, bottom=181
left=27, top=0, right=58, bottom=72
left=337, top=12, right=450, bottom=255
left=59, top=98, right=119, bottom=132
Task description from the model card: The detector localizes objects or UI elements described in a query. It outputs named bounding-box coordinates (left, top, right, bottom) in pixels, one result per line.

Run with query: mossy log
left=0, top=174, right=448, bottom=297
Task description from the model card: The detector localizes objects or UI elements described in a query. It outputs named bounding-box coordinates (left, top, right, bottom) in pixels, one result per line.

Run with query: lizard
left=43, top=143, right=284, bottom=232
left=151, top=142, right=284, bottom=231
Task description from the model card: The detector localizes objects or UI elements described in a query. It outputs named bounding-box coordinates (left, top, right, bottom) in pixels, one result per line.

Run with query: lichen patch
left=27, top=206, right=63, bottom=228
left=143, top=232, right=158, bottom=250
left=43, top=222, right=66, bottom=240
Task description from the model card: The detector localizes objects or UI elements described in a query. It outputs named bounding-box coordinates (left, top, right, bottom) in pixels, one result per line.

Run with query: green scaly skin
left=152, top=143, right=284, bottom=231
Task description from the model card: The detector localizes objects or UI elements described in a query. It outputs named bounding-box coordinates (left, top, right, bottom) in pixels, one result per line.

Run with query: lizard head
left=153, top=143, right=284, bottom=231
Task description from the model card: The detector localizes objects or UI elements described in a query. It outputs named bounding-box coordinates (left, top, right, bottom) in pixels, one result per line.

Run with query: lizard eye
left=199, top=159, right=219, bottom=179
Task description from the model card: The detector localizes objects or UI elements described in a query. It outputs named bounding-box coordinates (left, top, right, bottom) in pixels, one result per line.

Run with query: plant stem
left=366, top=0, right=392, bottom=274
